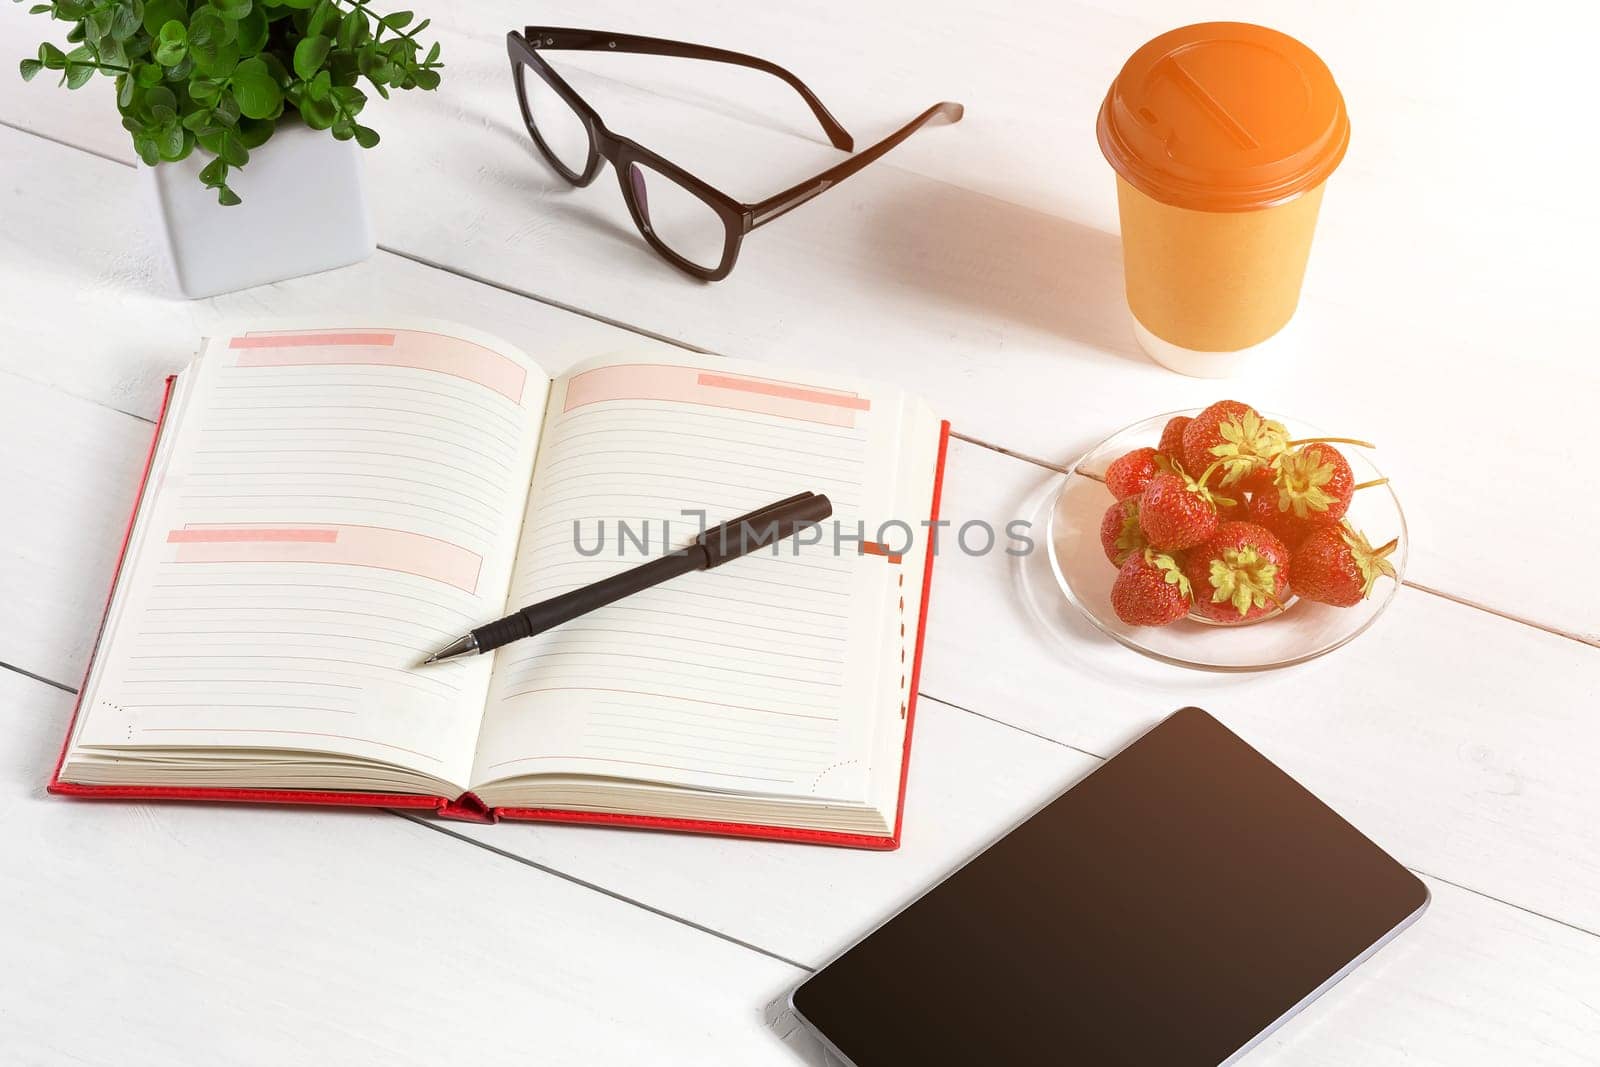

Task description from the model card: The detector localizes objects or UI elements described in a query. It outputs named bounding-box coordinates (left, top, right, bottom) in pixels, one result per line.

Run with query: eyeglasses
left=507, top=28, right=963, bottom=281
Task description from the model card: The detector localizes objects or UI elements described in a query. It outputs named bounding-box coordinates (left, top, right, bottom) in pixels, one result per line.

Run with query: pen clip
left=698, top=491, right=832, bottom=567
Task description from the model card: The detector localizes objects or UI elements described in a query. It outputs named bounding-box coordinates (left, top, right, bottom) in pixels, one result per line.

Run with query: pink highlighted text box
left=230, top=329, right=528, bottom=405
left=167, top=523, right=483, bottom=594
left=564, top=364, right=869, bottom=428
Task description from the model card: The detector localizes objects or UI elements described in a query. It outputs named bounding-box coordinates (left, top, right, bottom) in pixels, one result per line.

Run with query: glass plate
left=1043, top=409, right=1407, bottom=671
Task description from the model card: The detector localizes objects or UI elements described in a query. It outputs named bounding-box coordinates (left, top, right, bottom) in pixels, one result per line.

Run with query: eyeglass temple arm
left=523, top=27, right=854, bottom=151
left=747, top=101, right=963, bottom=230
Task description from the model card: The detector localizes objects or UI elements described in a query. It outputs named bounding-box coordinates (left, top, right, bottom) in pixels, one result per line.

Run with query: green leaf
left=156, top=120, right=185, bottom=160
left=109, top=1, right=142, bottom=41
left=293, top=34, right=329, bottom=80
left=412, top=67, right=438, bottom=90
left=28, top=3, right=52, bottom=13
left=297, top=92, right=335, bottom=129
left=234, top=6, right=268, bottom=55
left=85, top=9, right=112, bottom=43
left=153, top=20, right=187, bottom=65
left=218, top=129, right=247, bottom=165
left=141, top=0, right=186, bottom=37
left=379, top=9, right=412, bottom=29
left=135, top=61, right=164, bottom=86
left=214, top=0, right=250, bottom=19
left=194, top=39, right=239, bottom=78
left=259, top=52, right=289, bottom=84
left=352, top=123, right=378, bottom=149
left=19, top=58, right=44, bottom=82
left=212, top=91, right=239, bottom=124
left=424, top=42, right=439, bottom=64
left=229, top=55, right=280, bottom=119
left=182, top=107, right=213, bottom=132
left=330, top=83, right=362, bottom=114
left=216, top=184, right=241, bottom=206
left=118, top=72, right=136, bottom=107
left=198, top=156, right=228, bottom=186
left=38, top=42, right=68, bottom=70
left=143, top=84, right=175, bottom=118
left=185, top=7, right=223, bottom=64
left=64, top=61, right=96, bottom=89
left=335, top=10, right=367, bottom=50
left=188, top=76, right=222, bottom=102
left=132, top=131, right=160, bottom=165
left=306, top=68, right=331, bottom=101
left=306, top=0, right=336, bottom=37
left=236, top=116, right=273, bottom=148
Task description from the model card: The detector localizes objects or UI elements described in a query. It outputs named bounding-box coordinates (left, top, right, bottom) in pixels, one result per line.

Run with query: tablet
left=791, top=707, right=1428, bottom=1066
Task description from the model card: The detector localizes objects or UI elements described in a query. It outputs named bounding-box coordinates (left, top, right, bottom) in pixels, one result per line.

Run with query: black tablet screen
left=791, top=707, right=1428, bottom=1066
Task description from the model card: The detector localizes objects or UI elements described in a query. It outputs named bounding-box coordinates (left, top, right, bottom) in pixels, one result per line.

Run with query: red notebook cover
left=48, top=376, right=950, bottom=850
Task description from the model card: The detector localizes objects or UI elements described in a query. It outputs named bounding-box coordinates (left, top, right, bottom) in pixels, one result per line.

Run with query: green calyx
left=1207, top=545, right=1279, bottom=616
left=1340, top=525, right=1399, bottom=599
left=1207, top=411, right=1289, bottom=488
left=1174, top=460, right=1237, bottom=509
left=1145, top=548, right=1192, bottom=600
left=1271, top=447, right=1338, bottom=519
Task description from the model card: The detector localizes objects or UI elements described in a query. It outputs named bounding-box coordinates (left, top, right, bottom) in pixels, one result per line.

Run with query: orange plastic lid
left=1097, top=22, right=1349, bottom=212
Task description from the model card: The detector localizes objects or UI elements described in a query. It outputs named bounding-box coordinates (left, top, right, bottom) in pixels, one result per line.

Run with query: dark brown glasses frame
left=508, top=28, right=963, bottom=281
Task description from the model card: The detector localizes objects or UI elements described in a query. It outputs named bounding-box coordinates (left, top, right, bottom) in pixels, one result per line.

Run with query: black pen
left=421, top=491, right=833, bottom=664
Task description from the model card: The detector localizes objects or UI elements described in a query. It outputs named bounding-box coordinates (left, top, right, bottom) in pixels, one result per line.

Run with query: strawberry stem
left=1286, top=436, right=1376, bottom=449
left=1374, top=537, right=1399, bottom=558
left=1196, top=458, right=1227, bottom=487
left=1352, top=478, right=1389, bottom=492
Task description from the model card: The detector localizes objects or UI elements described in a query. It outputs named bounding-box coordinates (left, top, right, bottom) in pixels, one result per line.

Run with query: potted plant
left=16, top=0, right=444, bottom=297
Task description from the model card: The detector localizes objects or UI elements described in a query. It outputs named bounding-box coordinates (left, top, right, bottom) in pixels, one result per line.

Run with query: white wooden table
left=2, top=3, right=1597, bottom=1063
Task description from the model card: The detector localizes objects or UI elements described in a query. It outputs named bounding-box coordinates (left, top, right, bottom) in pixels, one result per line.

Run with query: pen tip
left=419, top=633, right=479, bottom=666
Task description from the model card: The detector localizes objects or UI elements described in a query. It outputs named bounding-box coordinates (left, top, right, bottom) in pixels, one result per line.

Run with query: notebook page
left=472, top=353, right=926, bottom=802
left=69, top=325, right=548, bottom=791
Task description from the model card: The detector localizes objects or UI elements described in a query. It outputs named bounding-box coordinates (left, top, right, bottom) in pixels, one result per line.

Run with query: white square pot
left=142, top=120, right=376, bottom=299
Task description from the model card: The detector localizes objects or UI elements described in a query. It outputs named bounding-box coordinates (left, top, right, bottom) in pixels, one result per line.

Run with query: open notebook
left=50, top=323, right=948, bottom=849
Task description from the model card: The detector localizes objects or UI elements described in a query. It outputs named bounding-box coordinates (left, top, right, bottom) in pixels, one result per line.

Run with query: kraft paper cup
left=1098, top=23, right=1350, bottom=377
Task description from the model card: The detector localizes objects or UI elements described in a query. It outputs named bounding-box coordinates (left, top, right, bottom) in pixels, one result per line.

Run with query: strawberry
left=1157, top=416, right=1191, bottom=462
left=1181, top=400, right=1289, bottom=490
left=1292, top=524, right=1399, bottom=607
left=1111, top=548, right=1193, bottom=626
left=1182, top=521, right=1290, bottom=623
left=1100, top=497, right=1148, bottom=567
left=1258, top=442, right=1354, bottom=525
left=1138, top=465, right=1235, bottom=551
left=1235, top=464, right=1279, bottom=497
left=1244, top=488, right=1318, bottom=549
left=1105, top=447, right=1167, bottom=500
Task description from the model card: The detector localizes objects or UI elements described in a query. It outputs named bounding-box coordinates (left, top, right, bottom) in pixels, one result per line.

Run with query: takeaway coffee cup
left=1097, top=22, right=1350, bottom=377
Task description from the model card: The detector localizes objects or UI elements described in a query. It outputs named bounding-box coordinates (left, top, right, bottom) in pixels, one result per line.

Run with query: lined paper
left=70, top=328, right=549, bottom=791
left=474, top=354, right=929, bottom=802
